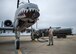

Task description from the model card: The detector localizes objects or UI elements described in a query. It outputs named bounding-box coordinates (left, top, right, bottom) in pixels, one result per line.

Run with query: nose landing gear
left=15, top=31, right=20, bottom=50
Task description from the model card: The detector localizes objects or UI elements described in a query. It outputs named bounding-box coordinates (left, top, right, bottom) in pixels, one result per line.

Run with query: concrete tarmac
left=0, top=35, right=76, bottom=54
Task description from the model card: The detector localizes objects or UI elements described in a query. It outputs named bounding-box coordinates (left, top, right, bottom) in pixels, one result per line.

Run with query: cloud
left=0, top=0, right=76, bottom=33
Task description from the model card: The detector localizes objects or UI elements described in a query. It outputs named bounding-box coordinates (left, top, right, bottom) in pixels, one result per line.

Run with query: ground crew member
left=47, top=27, right=54, bottom=46
left=31, top=29, right=35, bottom=41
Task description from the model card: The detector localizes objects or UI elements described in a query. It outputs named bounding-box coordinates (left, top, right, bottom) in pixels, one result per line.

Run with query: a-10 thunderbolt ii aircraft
left=0, top=0, right=40, bottom=50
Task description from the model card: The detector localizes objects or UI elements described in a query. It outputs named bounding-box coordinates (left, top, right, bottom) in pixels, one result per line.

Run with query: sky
left=0, top=0, right=76, bottom=34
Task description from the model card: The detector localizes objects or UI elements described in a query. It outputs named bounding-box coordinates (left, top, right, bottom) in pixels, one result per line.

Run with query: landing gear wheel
left=31, top=35, right=35, bottom=41
left=16, top=40, right=20, bottom=50
left=57, top=35, right=61, bottom=38
left=31, top=33, right=35, bottom=41
left=62, top=35, right=66, bottom=38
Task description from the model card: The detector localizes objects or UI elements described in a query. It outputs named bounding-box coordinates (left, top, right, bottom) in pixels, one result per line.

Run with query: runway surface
left=0, top=35, right=76, bottom=54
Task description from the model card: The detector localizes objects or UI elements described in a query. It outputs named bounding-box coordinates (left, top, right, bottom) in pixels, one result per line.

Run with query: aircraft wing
left=0, top=27, right=14, bottom=30
left=0, top=27, right=32, bottom=33
left=0, top=27, right=14, bottom=33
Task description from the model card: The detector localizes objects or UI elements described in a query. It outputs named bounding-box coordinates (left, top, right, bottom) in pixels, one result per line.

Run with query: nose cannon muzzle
left=32, top=11, right=40, bottom=18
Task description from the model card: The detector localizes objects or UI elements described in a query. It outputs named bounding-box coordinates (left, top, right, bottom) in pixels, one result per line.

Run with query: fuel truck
left=31, top=28, right=72, bottom=40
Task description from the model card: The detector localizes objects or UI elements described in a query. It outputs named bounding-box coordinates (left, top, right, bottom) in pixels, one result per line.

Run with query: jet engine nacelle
left=4, top=20, right=13, bottom=27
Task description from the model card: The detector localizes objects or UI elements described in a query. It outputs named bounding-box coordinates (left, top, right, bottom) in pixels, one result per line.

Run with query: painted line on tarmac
left=15, top=49, right=22, bottom=54
left=15, top=49, right=26, bottom=54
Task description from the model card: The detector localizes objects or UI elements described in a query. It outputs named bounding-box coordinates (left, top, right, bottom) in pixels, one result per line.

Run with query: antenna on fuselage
left=28, top=0, right=30, bottom=3
left=17, top=0, right=20, bottom=8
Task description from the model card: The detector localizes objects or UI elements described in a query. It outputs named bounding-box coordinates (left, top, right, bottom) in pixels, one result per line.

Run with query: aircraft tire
left=62, top=35, right=66, bottom=38
left=31, top=33, right=35, bottom=41
left=16, top=40, right=20, bottom=50
left=57, top=35, right=61, bottom=38
left=31, top=36, right=35, bottom=41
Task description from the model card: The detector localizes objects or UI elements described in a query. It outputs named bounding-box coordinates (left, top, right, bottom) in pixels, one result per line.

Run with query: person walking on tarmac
left=47, top=26, right=54, bottom=46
